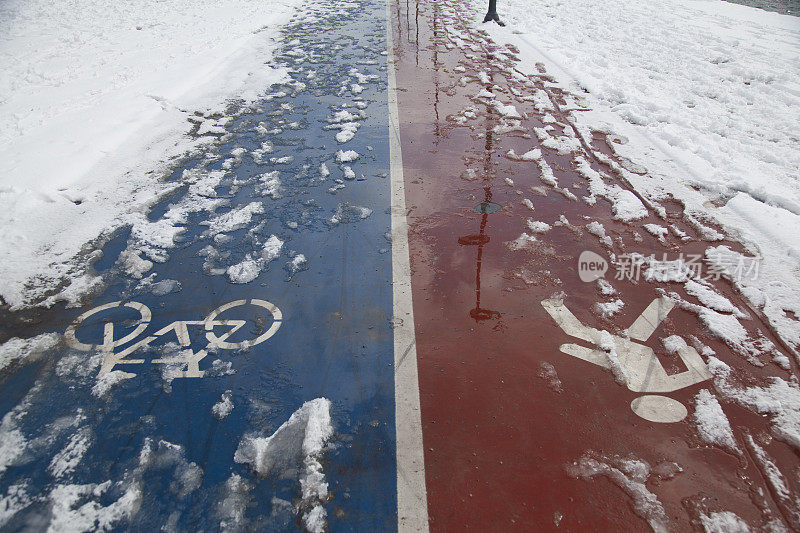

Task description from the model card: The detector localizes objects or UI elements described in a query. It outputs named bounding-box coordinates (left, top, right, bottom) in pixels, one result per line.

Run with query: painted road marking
left=203, top=299, right=283, bottom=350
left=64, top=300, right=152, bottom=352
left=64, top=299, right=282, bottom=379
left=387, top=0, right=430, bottom=528
left=541, top=297, right=712, bottom=422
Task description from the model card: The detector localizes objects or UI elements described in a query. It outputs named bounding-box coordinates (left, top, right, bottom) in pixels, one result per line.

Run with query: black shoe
left=482, top=12, right=505, bottom=26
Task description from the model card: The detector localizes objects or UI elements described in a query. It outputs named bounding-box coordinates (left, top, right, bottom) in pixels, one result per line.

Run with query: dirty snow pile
left=234, top=398, right=333, bottom=532
left=476, top=0, right=800, bottom=351
left=0, top=0, right=305, bottom=309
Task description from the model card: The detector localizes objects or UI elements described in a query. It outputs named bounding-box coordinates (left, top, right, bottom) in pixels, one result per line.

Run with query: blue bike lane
left=0, top=0, right=408, bottom=530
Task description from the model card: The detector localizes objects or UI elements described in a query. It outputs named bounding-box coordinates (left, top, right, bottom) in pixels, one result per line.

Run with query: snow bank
left=0, top=0, right=305, bottom=309
left=473, top=0, right=800, bottom=353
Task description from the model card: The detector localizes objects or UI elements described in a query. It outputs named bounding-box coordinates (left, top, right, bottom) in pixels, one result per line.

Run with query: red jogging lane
left=391, top=0, right=800, bottom=530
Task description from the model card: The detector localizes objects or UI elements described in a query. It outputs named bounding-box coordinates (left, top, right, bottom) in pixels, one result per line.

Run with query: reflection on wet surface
left=393, top=0, right=800, bottom=529
left=458, top=106, right=503, bottom=322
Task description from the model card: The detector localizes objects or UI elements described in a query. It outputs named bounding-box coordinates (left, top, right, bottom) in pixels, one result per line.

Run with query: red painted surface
left=391, top=0, right=799, bottom=530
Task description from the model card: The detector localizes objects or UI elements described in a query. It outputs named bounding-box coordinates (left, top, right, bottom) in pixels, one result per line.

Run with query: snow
left=335, top=150, right=359, bottom=163
left=286, top=254, right=308, bottom=275
left=574, top=157, right=647, bottom=221
left=743, top=433, right=795, bottom=517
left=476, top=0, right=800, bottom=354
left=693, top=389, right=739, bottom=453
left=699, top=511, right=751, bottom=533
left=212, top=391, right=234, bottom=420
left=262, top=235, right=284, bottom=262
left=494, top=101, right=522, bottom=119
left=586, top=221, right=613, bottom=247
left=684, top=279, right=739, bottom=315
left=216, top=474, right=251, bottom=531
left=666, top=291, right=780, bottom=365
left=207, top=359, right=236, bottom=377
left=36, top=437, right=203, bottom=532
left=644, top=224, right=668, bottom=241
left=506, top=233, right=538, bottom=251
left=120, top=250, right=155, bottom=280
left=706, top=240, right=800, bottom=356
left=661, top=335, right=686, bottom=355
left=205, top=202, right=265, bottom=235
left=328, top=110, right=362, bottom=123
left=46, top=482, right=141, bottom=533
left=148, top=279, right=182, bottom=296
left=0, top=484, right=31, bottom=528
left=535, top=128, right=582, bottom=155
left=606, top=187, right=648, bottom=222
left=328, top=203, right=373, bottom=225
left=334, top=123, right=360, bottom=143
left=227, top=258, right=260, bottom=284
left=567, top=453, right=668, bottom=533
left=597, top=278, right=617, bottom=296
left=48, top=427, right=93, bottom=479
left=644, top=257, right=692, bottom=283
left=259, top=171, right=283, bottom=199
left=526, top=219, right=551, bottom=233
left=596, top=330, right=627, bottom=385
left=136, top=438, right=203, bottom=499
left=707, top=356, right=800, bottom=452
left=234, top=398, right=333, bottom=532
left=252, top=141, right=274, bottom=163
left=537, top=361, right=563, bottom=393
left=484, top=0, right=799, bottom=211
left=91, top=370, right=131, bottom=398
left=0, top=0, right=305, bottom=309
left=0, top=333, right=60, bottom=374
left=595, top=299, right=624, bottom=318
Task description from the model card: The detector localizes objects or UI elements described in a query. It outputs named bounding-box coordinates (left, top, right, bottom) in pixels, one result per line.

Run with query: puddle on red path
left=392, top=0, right=799, bottom=530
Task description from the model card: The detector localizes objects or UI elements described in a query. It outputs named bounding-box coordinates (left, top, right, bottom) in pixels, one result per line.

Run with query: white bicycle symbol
left=64, top=299, right=282, bottom=379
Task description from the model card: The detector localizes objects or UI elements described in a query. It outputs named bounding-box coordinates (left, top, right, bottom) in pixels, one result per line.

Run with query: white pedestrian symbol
left=541, top=297, right=711, bottom=422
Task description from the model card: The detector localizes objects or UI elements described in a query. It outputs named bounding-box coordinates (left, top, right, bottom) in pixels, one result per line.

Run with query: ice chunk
left=335, top=150, right=359, bottom=163
left=227, top=258, right=260, bottom=284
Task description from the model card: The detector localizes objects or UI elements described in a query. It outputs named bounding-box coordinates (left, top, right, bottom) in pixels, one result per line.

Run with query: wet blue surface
left=0, top=0, right=398, bottom=530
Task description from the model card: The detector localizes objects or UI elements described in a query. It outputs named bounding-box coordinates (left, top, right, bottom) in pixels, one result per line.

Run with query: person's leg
left=483, top=0, right=505, bottom=26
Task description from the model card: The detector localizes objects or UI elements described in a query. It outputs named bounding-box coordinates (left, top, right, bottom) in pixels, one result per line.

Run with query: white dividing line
left=386, top=0, right=430, bottom=530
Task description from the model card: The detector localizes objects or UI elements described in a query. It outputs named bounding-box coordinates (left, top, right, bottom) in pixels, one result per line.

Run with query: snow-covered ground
left=0, top=0, right=305, bottom=309
left=476, top=0, right=800, bottom=352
